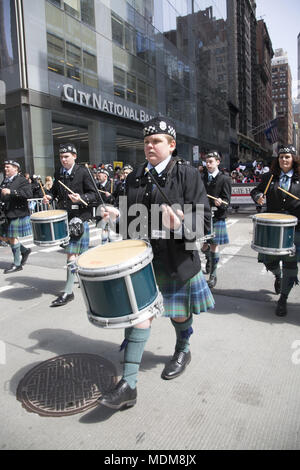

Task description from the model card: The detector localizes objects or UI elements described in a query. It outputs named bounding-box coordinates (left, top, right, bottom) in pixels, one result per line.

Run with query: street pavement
left=0, top=208, right=300, bottom=451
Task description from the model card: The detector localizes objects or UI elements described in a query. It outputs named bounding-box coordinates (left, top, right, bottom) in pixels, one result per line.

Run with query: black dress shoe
left=21, top=248, right=31, bottom=266
left=97, top=379, right=137, bottom=410
left=161, top=350, right=191, bottom=380
left=207, top=275, right=217, bottom=289
left=275, top=294, right=288, bottom=317
left=3, top=264, right=23, bottom=274
left=274, top=275, right=281, bottom=295
left=50, top=292, right=74, bottom=307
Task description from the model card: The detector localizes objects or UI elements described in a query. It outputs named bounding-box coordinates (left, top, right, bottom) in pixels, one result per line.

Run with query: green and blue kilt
left=65, top=221, right=90, bottom=255
left=258, top=230, right=300, bottom=264
left=153, top=259, right=215, bottom=318
left=211, top=219, right=229, bottom=245
left=0, top=216, right=32, bottom=238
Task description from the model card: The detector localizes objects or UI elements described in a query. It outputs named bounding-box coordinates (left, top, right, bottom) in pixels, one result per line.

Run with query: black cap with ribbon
left=59, top=143, right=77, bottom=154
left=143, top=116, right=176, bottom=140
left=278, top=144, right=296, bottom=155
left=4, top=160, right=20, bottom=169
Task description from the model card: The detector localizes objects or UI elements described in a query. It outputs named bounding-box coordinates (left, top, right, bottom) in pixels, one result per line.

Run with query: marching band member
left=0, top=160, right=32, bottom=273
left=201, top=151, right=232, bottom=288
left=42, top=143, right=97, bottom=307
left=251, top=145, right=300, bottom=316
left=97, top=116, right=214, bottom=410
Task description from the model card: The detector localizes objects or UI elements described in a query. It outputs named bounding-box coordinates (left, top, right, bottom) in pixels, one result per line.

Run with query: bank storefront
left=0, top=0, right=229, bottom=178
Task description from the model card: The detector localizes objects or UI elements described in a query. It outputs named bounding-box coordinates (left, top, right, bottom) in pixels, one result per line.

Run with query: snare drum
left=251, top=212, right=297, bottom=256
left=76, top=239, right=164, bottom=329
left=30, top=210, right=69, bottom=247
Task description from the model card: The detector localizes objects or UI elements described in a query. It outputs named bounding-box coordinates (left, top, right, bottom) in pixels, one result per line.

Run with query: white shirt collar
left=147, top=155, right=172, bottom=175
left=208, top=169, right=219, bottom=178
left=280, top=169, right=293, bottom=178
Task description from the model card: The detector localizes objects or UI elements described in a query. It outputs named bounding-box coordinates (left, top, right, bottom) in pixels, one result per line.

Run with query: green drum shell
left=252, top=213, right=297, bottom=256
left=30, top=210, right=69, bottom=246
left=77, top=243, right=163, bottom=328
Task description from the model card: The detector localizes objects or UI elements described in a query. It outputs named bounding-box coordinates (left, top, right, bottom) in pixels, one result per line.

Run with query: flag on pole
left=264, top=119, right=279, bottom=144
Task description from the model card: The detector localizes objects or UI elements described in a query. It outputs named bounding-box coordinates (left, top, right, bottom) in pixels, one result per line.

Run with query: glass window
left=64, top=0, right=80, bottom=19
left=137, top=79, right=147, bottom=107
left=47, top=32, right=65, bottom=75
left=83, top=50, right=97, bottom=88
left=114, top=66, right=126, bottom=99
left=80, top=0, right=95, bottom=27
left=112, top=14, right=124, bottom=47
left=66, top=41, right=82, bottom=81
left=125, top=23, right=136, bottom=55
left=127, top=73, right=136, bottom=103
left=48, top=0, right=61, bottom=7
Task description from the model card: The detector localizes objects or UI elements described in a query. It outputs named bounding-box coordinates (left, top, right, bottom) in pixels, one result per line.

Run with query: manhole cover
left=16, top=353, right=118, bottom=417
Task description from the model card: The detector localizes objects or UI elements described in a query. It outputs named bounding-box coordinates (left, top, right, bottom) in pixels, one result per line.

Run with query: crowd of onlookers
left=198, top=159, right=271, bottom=184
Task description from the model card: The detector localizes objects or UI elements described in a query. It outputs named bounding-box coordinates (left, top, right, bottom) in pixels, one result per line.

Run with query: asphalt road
left=0, top=209, right=300, bottom=451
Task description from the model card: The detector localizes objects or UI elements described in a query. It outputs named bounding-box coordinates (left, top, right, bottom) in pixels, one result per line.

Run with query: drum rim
left=76, top=240, right=153, bottom=275
left=252, top=213, right=298, bottom=225
left=30, top=210, right=68, bottom=221
left=77, top=248, right=153, bottom=279
left=86, top=292, right=164, bottom=329
left=251, top=242, right=296, bottom=255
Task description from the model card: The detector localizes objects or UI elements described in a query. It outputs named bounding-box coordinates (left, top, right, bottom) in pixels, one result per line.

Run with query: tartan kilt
left=65, top=221, right=90, bottom=255
left=258, top=230, right=300, bottom=264
left=0, top=216, right=32, bottom=238
left=211, top=219, right=229, bottom=245
left=153, top=260, right=215, bottom=318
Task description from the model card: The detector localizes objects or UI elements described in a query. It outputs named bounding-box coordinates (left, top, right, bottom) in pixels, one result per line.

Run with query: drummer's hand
left=100, top=205, right=120, bottom=221
left=1, top=188, right=10, bottom=196
left=214, top=198, right=223, bottom=207
left=68, top=193, right=81, bottom=203
left=162, top=204, right=184, bottom=231
left=257, top=195, right=265, bottom=206
left=105, top=191, right=111, bottom=198
left=42, top=195, right=52, bottom=204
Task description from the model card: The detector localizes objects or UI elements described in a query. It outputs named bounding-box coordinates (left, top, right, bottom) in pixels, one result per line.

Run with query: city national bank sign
left=62, top=84, right=153, bottom=123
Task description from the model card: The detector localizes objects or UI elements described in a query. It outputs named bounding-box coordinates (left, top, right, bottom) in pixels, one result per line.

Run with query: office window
left=83, top=50, right=97, bottom=87
left=127, top=73, right=136, bottom=103
left=114, top=67, right=126, bottom=99
left=64, top=0, right=80, bottom=19
left=66, top=41, right=81, bottom=81
left=48, top=0, right=61, bottom=7
left=80, top=0, right=95, bottom=27
left=112, top=14, right=124, bottom=47
left=137, top=79, right=147, bottom=107
left=47, top=32, right=65, bottom=75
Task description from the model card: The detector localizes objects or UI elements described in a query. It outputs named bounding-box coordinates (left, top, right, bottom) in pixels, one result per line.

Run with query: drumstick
left=38, top=179, right=50, bottom=207
left=263, top=174, right=273, bottom=195
left=277, top=186, right=300, bottom=201
left=207, top=194, right=229, bottom=206
left=58, top=180, right=88, bottom=206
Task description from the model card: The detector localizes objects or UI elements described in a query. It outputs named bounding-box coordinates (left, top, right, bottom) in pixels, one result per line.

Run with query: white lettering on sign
left=62, top=84, right=153, bottom=123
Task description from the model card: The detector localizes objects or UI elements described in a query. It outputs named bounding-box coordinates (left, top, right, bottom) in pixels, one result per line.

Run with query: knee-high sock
left=64, top=261, right=76, bottom=295
left=210, top=252, right=220, bottom=277
left=281, top=266, right=298, bottom=297
left=171, top=315, right=193, bottom=353
left=122, top=327, right=151, bottom=389
left=11, top=242, right=21, bottom=266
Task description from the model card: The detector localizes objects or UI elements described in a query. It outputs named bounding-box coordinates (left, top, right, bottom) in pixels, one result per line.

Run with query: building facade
left=0, top=0, right=230, bottom=178
left=271, top=49, right=293, bottom=145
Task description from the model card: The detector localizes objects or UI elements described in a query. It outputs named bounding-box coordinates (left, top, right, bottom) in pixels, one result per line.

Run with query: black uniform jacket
left=51, top=164, right=97, bottom=222
left=0, top=174, right=32, bottom=219
left=250, top=172, right=300, bottom=231
left=202, top=170, right=232, bottom=220
left=123, top=157, right=211, bottom=284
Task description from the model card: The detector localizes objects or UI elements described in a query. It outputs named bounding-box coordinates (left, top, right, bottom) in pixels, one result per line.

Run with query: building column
left=88, top=120, right=117, bottom=166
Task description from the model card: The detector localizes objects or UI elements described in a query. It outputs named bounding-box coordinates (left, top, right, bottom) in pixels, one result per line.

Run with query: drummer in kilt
left=250, top=145, right=300, bottom=317
left=0, top=160, right=32, bottom=273
left=42, top=143, right=97, bottom=307
left=201, top=151, right=232, bottom=288
left=97, top=116, right=214, bottom=410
